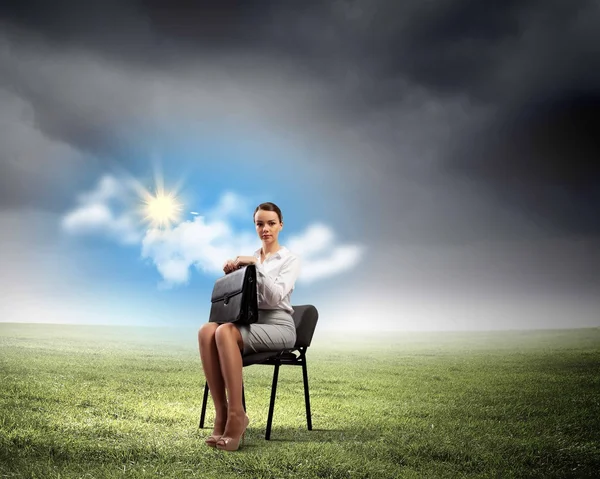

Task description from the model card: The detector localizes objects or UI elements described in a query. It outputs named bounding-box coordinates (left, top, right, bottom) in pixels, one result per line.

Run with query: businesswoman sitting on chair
left=198, top=202, right=301, bottom=451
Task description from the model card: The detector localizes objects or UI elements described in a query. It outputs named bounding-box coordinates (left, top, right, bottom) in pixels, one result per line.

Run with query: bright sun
left=141, top=188, right=183, bottom=229
left=126, top=164, right=185, bottom=229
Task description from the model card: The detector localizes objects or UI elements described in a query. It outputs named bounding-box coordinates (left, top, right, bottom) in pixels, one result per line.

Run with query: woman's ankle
left=227, top=406, right=246, bottom=416
left=212, top=403, right=227, bottom=419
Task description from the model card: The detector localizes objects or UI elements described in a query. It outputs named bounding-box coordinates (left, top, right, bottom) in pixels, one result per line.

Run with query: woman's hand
left=223, top=256, right=257, bottom=274
left=223, top=259, right=237, bottom=274
left=233, top=256, right=257, bottom=269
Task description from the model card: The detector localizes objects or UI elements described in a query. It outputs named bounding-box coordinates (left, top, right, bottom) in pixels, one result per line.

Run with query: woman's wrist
left=234, top=255, right=258, bottom=266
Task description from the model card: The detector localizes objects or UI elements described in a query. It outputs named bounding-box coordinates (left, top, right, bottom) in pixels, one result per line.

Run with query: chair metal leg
left=302, top=357, right=312, bottom=430
left=265, top=363, right=280, bottom=440
left=199, top=382, right=209, bottom=428
left=201, top=381, right=246, bottom=424
left=242, top=382, right=246, bottom=412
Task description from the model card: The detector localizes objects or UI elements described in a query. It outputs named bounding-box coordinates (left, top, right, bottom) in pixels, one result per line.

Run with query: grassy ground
left=0, top=323, right=599, bottom=478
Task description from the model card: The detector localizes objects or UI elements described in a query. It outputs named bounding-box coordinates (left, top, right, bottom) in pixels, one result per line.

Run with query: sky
left=0, top=0, right=599, bottom=331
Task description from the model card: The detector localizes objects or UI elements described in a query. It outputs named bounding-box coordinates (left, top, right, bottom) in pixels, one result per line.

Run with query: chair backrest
left=291, top=305, right=319, bottom=349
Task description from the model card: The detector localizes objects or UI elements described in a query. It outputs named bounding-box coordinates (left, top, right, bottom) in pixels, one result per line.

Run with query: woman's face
left=254, top=209, right=282, bottom=244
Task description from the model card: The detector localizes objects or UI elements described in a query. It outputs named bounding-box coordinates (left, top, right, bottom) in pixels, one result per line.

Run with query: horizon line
left=1, top=320, right=599, bottom=334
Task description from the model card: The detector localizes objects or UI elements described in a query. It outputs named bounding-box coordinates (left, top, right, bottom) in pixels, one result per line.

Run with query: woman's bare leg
left=214, top=323, right=247, bottom=442
left=198, top=323, right=227, bottom=435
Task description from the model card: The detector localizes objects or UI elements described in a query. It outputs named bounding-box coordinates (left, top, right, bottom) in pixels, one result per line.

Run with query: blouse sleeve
left=254, top=255, right=301, bottom=307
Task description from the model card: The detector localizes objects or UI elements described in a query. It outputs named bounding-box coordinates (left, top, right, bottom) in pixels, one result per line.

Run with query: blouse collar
left=254, top=246, right=288, bottom=261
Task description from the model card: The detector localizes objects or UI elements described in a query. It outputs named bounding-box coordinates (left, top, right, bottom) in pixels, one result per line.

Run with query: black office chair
left=199, top=304, right=319, bottom=440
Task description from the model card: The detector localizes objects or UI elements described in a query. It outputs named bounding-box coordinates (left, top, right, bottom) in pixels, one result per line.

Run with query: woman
left=197, top=202, right=301, bottom=451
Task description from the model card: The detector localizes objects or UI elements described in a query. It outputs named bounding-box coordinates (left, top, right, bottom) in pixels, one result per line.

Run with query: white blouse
left=253, top=246, right=301, bottom=314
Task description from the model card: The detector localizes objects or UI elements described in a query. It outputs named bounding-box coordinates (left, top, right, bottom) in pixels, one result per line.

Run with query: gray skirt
left=236, top=309, right=296, bottom=355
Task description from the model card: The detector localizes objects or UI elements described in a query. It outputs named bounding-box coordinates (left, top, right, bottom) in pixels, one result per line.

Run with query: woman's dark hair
left=254, top=202, right=283, bottom=223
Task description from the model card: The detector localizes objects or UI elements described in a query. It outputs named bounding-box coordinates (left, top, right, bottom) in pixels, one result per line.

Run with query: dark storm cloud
left=2, top=0, right=597, bottom=99
left=331, top=0, right=600, bottom=237
left=1, top=0, right=599, bottom=237
left=0, top=0, right=282, bottom=61
left=448, top=90, right=600, bottom=235
left=435, top=0, right=600, bottom=236
left=369, top=0, right=597, bottom=97
left=0, top=0, right=557, bottom=97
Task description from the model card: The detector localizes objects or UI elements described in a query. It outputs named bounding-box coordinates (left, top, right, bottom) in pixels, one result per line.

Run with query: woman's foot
left=216, top=411, right=249, bottom=451
left=205, top=411, right=228, bottom=447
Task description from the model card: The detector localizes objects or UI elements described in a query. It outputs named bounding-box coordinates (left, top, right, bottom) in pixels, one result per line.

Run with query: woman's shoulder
left=279, top=246, right=299, bottom=261
left=275, top=247, right=300, bottom=268
left=278, top=247, right=301, bottom=276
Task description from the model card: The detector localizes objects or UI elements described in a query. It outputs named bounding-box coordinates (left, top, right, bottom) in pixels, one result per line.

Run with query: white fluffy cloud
left=61, top=175, right=141, bottom=245
left=287, top=224, right=364, bottom=284
left=62, top=175, right=363, bottom=287
left=140, top=216, right=257, bottom=287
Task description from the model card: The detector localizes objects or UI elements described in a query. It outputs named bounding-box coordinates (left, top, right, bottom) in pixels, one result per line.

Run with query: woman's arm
left=254, top=255, right=301, bottom=307
left=232, top=254, right=301, bottom=306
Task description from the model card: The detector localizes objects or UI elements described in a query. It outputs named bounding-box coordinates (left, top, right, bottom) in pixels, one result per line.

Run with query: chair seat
left=243, top=350, right=300, bottom=367
left=242, top=351, right=279, bottom=366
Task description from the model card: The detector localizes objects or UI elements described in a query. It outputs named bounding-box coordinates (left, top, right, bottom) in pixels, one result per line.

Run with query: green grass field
left=1, top=323, right=599, bottom=478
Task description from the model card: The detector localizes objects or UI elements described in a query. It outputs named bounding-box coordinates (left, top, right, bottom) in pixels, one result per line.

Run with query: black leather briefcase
left=209, top=265, right=259, bottom=325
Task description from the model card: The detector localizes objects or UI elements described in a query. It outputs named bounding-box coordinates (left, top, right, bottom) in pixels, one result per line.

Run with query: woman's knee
left=214, top=323, right=240, bottom=344
left=198, top=322, right=218, bottom=342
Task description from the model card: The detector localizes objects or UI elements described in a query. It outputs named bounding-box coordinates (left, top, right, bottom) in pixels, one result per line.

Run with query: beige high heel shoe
left=205, top=417, right=226, bottom=447
left=216, top=415, right=250, bottom=451
left=205, top=434, right=222, bottom=447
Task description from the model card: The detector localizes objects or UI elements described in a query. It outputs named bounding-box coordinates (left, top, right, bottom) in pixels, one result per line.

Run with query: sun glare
left=123, top=162, right=186, bottom=230
left=140, top=187, right=183, bottom=229
left=146, top=193, right=180, bottom=226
